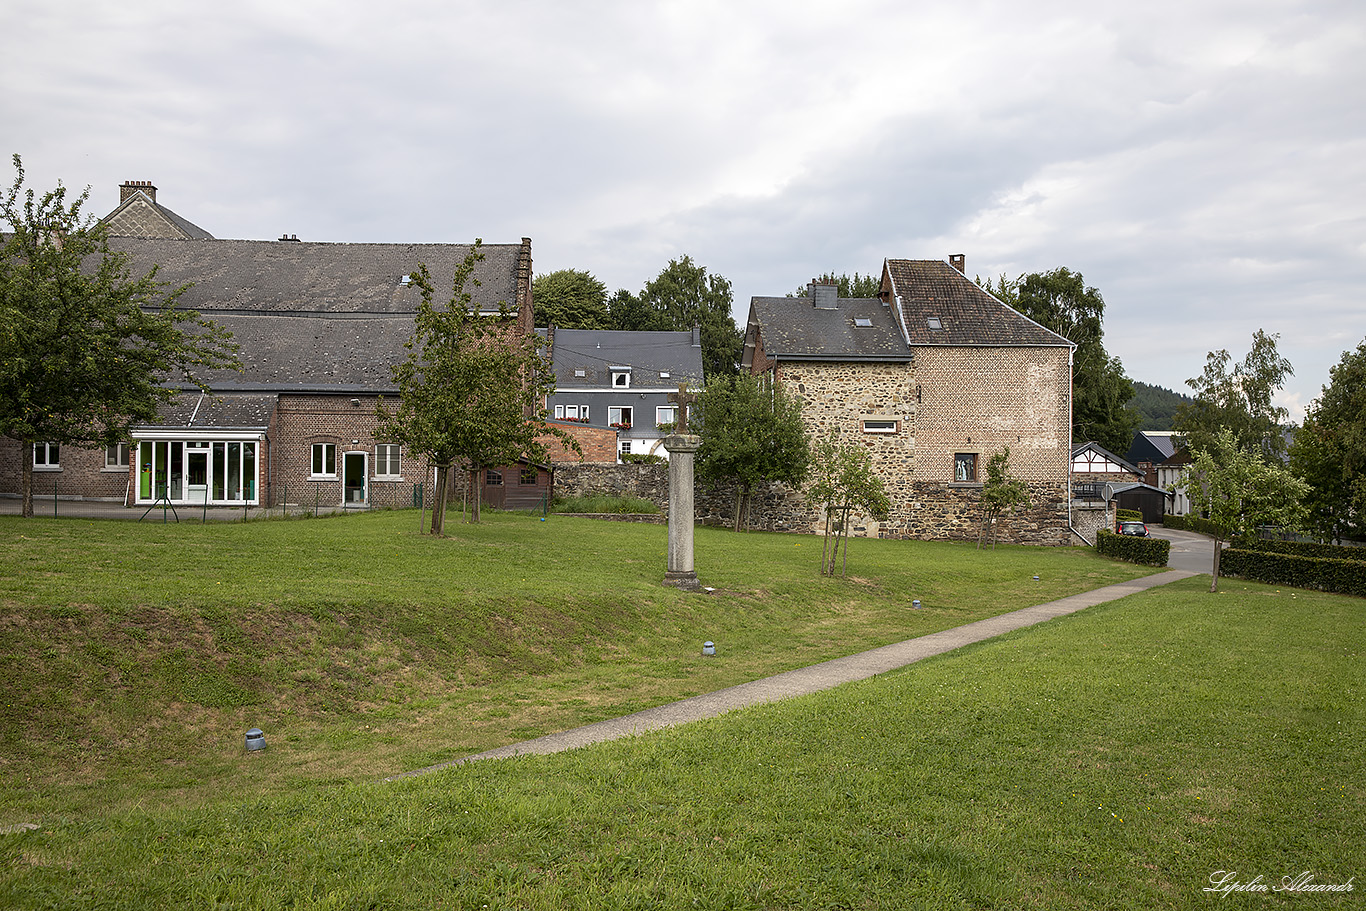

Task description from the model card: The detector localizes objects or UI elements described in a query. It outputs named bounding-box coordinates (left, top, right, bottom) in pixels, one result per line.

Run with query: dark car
left=1118, top=521, right=1149, bottom=536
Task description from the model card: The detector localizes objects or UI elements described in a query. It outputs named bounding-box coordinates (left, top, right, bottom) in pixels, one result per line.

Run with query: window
left=33, top=442, right=59, bottom=468
left=573, top=369, right=586, bottom=378
left=659, top=371, right=671, bottom=379
left=105, top=442, right=130, bottom=468
left=485, top=469, right=503, bottom=485
left=656, top=405, right=677, bottom=427
left=311, top=443, right=337, bottom=477
left=927, top=317, right=943, bottom=330
left=853, top=318, right=873, bottom=327
left=863, top=420, right=898, bottom=434
left=554, top=404, right=588, bottom=421
left=954, top=453, right=978, bottom=483
left=612, top=369, right=630, bottom=388
left=618, top=440, right=633, bottom=456
left=375, top=444, right=401, bottom=479
left=608, top=406, right=633, bottom=428
left=520, top=466, right=538, bottom=485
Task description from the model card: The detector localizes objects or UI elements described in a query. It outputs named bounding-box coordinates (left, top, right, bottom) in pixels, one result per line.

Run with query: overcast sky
left=5, top=0, right=1362, bottom=420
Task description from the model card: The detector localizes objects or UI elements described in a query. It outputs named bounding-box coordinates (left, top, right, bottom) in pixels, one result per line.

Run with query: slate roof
left=743, top=295, right=912, bottom=365
left=884, top=259, right=1072, bottom=347
left=102, top=237, right=530, bottom=395
left=142, top=392, right=279, bottom=430
left=1125, top=430, right=1181, bottom=465
left=542, top=328, right=704, bottom=388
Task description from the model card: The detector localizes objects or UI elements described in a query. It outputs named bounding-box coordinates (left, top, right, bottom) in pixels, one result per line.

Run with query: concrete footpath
left=389, top=568, right=1198, bottom=780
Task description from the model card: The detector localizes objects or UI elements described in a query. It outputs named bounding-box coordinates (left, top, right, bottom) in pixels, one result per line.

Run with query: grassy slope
left=0, top=510, right=1149, bottom=820
left=4, top=576, right=1362, bottom=909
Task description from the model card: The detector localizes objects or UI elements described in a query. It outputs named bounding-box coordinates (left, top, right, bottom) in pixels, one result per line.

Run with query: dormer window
left=611, top=368, right=631, bottom=388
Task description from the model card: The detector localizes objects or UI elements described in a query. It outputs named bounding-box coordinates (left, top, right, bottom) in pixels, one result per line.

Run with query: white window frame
left=608, top=405, right=633, bottom=427
left=612, top=370, right=631, bottom=388
left=311, top=442, right=337, bottom=478
left=862, top=420, right=898, bottom=434
left=33, top=442, right=60, bottom=469
left=656, top=405, right=677, bottom=427
left=375, top=443, right=402, bottom=479
left=618, top=440, right=633, bottom=456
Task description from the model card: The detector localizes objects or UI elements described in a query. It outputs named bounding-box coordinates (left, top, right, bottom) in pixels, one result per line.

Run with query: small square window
left=311, top=443, right=337, bottom=477
left=485, top=469, right=503, bottom=486
left=520, top=466, right=538, bottom=485
left=105, top=442, right=130, bottom=468
left=612, top=369, right=630, bottom=388
left=656, top=405, right=678, bottom=428
left=955, top=452, right=978, bottom=483
left=34, top=442, right=60, bottom=468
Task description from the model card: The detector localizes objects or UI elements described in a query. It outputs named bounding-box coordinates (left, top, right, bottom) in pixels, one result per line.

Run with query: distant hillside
left=1127, top=381, right=1192, bottom=431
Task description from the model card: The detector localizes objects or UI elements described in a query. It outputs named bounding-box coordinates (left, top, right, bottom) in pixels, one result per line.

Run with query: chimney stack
left=949, top=254, right=966, bottom=273
left=120, top=180, right=157, bottom=204
left=810, top=279, right=839, bottom=310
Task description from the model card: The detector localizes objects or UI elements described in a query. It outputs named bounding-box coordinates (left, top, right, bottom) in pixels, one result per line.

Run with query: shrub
left=1096, top=529, right=1171, bottom=567
left=1232, top=537, right=1366, bottom=563
left=1116, top=508, right=1143, bottom=522
left=1163, top=513, right=1226, bottom=537
left=550, top=493, right=660, bottom=515
left=1221, top=547, right=1366, bottom=597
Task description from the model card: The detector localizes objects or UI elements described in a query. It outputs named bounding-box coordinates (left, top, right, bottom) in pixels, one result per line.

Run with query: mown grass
left=3, top=576, right=1361, bottom=909
left=0, top=509, right=1150, bottom=824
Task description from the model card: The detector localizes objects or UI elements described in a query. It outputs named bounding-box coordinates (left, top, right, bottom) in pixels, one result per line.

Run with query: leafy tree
left=977, top=447, right=1031, bottom=550
left=696, top=373, right=810, bottom=531
left=634, top=256, right=742, bottom=378
left=1289, top=339, right=1366, bottom=542
left=533, top=269, right=609, bottom=329
left=1175, top=329, right=1293, bottom=459
left=787, top=272, right=882, bottom=298
left=1179, top=427, right=1309, bottom=592
left=0, top=154, right=239, bottom=517
left=983, top=267, right=1139, bottom=453
left=807, top=431, right=890, bottom=576
left=606, top=288, right=664, bottom=332
left=377, top=241, right=574, bottom=533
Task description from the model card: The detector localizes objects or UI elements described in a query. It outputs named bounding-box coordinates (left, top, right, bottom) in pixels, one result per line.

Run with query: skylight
left=853, top=318, right=873, bottom=328
left=927, top=317, right=943, bottom=330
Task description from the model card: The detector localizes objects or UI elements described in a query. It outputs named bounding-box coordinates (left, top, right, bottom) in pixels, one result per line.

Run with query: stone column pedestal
left=662, top=433, right=703, bottom=590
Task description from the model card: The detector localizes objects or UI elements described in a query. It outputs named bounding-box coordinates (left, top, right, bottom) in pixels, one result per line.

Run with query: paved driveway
left=1148, top=525, right=1215, bottom=574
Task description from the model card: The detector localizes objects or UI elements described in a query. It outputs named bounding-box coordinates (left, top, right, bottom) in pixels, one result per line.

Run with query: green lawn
left=4, top=511, right=1360, bottom=907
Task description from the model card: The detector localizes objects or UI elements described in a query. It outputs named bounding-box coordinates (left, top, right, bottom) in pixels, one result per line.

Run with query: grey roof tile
left=745, top=295, right=911, bottom=362
left=542, top=328, right=704, bottom=387
left=885, top=259, right=1072, bottom=347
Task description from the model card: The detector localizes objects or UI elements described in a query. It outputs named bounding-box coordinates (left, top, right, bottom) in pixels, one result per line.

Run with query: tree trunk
left=469, top=467, right=483, bottom=523
left=430, top=464, right=450, bottom=536
left=732, top=487, right=743, bottom=533
left=821, top=507, right=834, bottom=576
left=21, top=441, right=34, bottom=518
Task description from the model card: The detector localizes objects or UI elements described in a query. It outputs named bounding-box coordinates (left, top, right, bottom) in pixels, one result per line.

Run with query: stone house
left=0, top=180, right=539, bottom=511
left=538, top=327, right=705, bottom=462
left=741, top=255, right=1076, bottom=544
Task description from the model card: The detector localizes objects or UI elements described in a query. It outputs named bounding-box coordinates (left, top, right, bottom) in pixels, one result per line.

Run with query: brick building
left=742, top=256, right=1077, bottom=544
left=0, top=180, right=539, bottom=511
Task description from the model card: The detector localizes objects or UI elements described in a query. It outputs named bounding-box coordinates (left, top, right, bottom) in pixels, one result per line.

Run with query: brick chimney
left=120, top=180, right=157, bottom=204
left=949, top=254, right=966, bottom=273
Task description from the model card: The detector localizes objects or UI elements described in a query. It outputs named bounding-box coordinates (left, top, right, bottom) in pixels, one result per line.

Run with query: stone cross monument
left=663, top=383, right=703, bottom=590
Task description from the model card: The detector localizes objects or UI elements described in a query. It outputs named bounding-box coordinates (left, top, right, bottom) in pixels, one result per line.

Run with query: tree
left=606, top=288, right=665, bottom=332
left=807, top=431, right=890, bottom=577
left=788, top=272, right=882, bottom=298
left=1289, top=339, right=1366, bottom=542
left=376, top=241, right=573, bottom=534
left=696, top=373, right=810, bottom=531
left=984, top=267, right=1139, bottom=453
left=0, top=155, right=239, bottom=517
left=636, top=256, right=743, bottom=378
left=1179, top=427, right=1309, bottom=592
left=1175, top=329, right=1293, bottom=459
left=977, top=447, right=1031, bottom=549
left=533, top=269, right=609, bottom=329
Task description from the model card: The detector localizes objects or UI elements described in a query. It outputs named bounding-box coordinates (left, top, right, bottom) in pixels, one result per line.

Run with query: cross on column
left=667, top=383, right=698, bottom=433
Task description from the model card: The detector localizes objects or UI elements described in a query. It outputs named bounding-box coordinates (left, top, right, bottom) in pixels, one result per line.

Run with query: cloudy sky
left=5, top=0, right=1363, bottom=418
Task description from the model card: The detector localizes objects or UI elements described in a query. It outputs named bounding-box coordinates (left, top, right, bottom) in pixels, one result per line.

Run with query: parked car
left=1118, top=521, right=1149, bottom=536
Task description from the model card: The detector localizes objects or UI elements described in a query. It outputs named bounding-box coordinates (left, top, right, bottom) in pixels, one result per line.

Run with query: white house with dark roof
left=539, top=327, right=705, bottom=461
left=743, top=257, right=1078, bottom=544
left=0, top=180, right=540, bottom=510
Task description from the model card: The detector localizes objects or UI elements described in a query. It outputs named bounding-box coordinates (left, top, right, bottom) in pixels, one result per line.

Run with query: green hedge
left=1097, top=529, right=1171, bottom=567
left=1116, top=508, right=1143, bottom=522
left=1163, top=513, right=1227, bottom=537
left=1231, top=537, right=1366, bottom=563
left=1221, top=548, right=1366, bottom=597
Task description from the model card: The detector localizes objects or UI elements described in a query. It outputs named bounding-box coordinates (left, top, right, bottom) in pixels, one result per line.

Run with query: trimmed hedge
left=1221, top=547, right=1366, bottom=597
left=1116, top=508, right=1143, bottom=522
left=1232, top=537, right=1366, bottom=563
left=1097, top=529, right=1171, bottom=567
left=1163, top=513, right=1227, bottom=537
